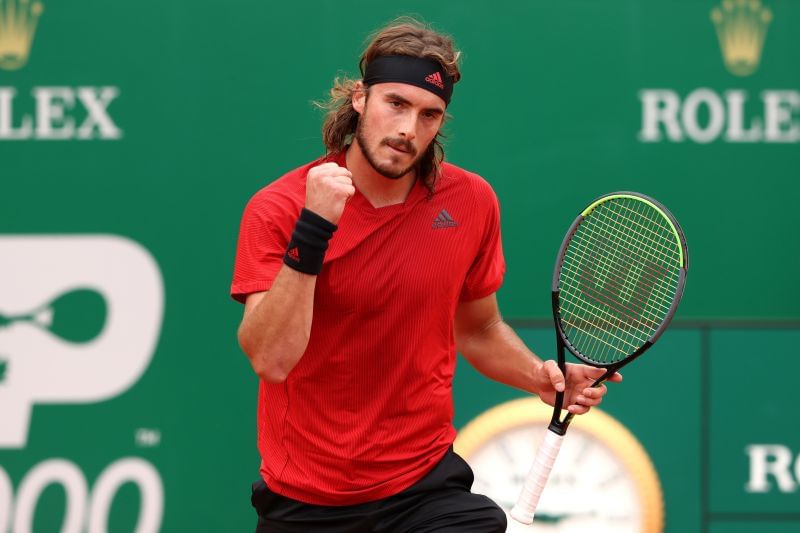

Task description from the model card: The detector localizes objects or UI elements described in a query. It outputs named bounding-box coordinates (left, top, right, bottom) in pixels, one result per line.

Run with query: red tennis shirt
left=231, top=152, right=505, bottom=505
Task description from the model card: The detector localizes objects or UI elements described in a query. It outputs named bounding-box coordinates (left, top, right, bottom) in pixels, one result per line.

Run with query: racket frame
left=548, top=191, right=688, bottom=435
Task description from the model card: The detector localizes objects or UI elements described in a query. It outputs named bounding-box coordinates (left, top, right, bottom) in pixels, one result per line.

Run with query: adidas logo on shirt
left=432, top=209, right=458, bottom=229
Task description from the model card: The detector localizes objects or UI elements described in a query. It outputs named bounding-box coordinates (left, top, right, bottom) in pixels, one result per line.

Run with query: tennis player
left=231, top=17, right=620, bottom=533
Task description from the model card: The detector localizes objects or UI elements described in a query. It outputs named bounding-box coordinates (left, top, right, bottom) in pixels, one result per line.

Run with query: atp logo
left=0, top=235, right=164, bottom=448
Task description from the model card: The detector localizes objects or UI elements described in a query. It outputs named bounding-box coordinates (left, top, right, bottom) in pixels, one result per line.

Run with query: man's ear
left=352, top=81, right=366, bottom=115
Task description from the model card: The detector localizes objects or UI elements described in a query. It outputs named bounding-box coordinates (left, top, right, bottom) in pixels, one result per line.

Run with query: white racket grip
left=510, top=429, right=564, bottom=525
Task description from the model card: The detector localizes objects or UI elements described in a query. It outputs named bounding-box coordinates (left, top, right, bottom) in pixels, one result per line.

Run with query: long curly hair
left=317, top=17, right=462, bottom=193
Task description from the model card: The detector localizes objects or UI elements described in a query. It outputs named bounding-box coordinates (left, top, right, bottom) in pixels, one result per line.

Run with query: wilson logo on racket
left=578, top=241, right=672, bottom=329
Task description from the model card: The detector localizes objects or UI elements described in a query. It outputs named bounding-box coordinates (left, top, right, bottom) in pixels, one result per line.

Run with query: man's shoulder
left=439, top=161, right=497, bottom=199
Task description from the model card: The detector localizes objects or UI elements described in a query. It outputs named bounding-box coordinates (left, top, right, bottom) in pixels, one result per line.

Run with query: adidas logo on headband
left=425, top=71, right=445, bottom=89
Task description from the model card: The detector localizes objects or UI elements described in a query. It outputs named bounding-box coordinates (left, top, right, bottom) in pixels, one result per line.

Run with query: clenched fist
left=305, top=163, right=355, bottom=225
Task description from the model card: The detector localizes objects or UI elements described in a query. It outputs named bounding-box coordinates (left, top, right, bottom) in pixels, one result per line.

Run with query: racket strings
left=561, top=241, right=673, bottom=322
left=594, top=205, right=679, bottom=283
left=604, top=199, right=681, bottom=304
left=560, top=267, right=667, bottom=361
left=559, top=274, right=661, bottom=340
left=561, top=224, right=676, bottom=329
left=558, top=267, right=663, bottom=343
left=559, top=285, right=651, bottom=358
left=606, top=202, right=678, bottom=260
left=558, top=198, right=682, bottom=363
left=575, top=213, right=677, bottom=313
left=564, top=202, right=680, bottom=359
left=598, top=202, right=680, bottom=312
left=587, top=203, right=678, bottom=279
left=561, top=202, right=679, bottom=361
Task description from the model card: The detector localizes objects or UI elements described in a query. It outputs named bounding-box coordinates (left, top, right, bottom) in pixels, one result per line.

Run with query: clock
left=454, top=398, right=664, bottom=532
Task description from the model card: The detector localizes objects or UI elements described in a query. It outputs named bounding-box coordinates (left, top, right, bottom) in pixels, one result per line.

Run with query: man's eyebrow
left=384, top=92, right=444, bottom=115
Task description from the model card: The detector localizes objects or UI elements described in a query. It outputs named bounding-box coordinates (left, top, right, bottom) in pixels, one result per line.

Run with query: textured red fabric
left=231, top=152, right=505, bottom=505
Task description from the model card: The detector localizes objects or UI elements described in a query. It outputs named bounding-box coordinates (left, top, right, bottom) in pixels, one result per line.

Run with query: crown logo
left=0, top=0, right=44, bottom=71
left=710, top=0, right=772, bottom=77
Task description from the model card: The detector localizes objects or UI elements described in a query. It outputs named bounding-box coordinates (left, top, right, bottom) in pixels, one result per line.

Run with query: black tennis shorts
left=250, top=447, right=506, bottom=532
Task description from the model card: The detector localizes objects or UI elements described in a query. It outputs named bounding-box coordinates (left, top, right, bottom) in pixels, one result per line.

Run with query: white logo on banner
left=0, top=457, right=164, bottom=533
left=746, top=444, right=800, bottom=493
left=638, top=88, right=800, bottom=143
left=0, top=235, right=164, bottom=448
left=0, top=87, right=123, bottom=140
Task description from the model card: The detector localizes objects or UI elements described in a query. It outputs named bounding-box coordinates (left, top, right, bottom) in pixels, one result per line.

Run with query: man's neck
left=345, top=142, right=416, bottom=209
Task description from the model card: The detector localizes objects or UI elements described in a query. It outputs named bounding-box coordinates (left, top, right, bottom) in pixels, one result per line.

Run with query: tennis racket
left=510, top=191, right=689, bottom=524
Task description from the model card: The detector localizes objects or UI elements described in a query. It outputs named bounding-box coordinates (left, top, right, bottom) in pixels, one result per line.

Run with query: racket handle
left=510, top=429, right=564, bottom=525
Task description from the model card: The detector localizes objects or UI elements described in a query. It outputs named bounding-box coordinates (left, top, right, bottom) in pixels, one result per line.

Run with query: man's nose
left=396, top=113, right=417, bottom=141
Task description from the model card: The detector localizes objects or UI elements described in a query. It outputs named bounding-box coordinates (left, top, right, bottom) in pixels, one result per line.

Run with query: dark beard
left=354, top=119, right=418, bottom=180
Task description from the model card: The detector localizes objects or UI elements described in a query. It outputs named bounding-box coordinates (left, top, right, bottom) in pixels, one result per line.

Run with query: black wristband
left=283, top=208, right=338, bottom=275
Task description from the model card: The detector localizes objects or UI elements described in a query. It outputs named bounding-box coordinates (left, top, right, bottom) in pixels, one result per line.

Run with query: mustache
left=381, top=137, right=417, bottom=156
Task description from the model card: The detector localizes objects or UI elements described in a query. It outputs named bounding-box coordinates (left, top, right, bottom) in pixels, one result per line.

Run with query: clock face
left=455, top=399, right=663, bottom=533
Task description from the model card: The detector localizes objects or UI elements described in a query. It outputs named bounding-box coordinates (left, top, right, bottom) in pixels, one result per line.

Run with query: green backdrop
left=1, top=0, right=798, bottom=531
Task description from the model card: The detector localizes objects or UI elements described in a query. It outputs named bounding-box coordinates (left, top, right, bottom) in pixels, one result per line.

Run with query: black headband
left=362, top=55, right=454, bottom=106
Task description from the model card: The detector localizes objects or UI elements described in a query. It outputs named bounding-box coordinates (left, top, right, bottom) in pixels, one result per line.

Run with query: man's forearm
left=458, top=320, right=546, bottom=395
left=237, top=265, right=316, bottom=383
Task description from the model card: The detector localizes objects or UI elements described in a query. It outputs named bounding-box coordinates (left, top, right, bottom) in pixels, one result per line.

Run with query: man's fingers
left=585, top=366, right=623, bottom=383
left=314, top=162, right=350, bottom=173
left=544, top=360, right=565, bottom=392
left=308, top=163, right=352, bottom=180
left=575, top=392, right=603, bottom=407
left=581, top=384, right=607, bottom=400
left=567, top=404, right=590, bottom=415
left=331, top=175, right=355, bottom=186
left=305, top=163, right=356, bottom=224
left=328, top=168, right=354, bottom=179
